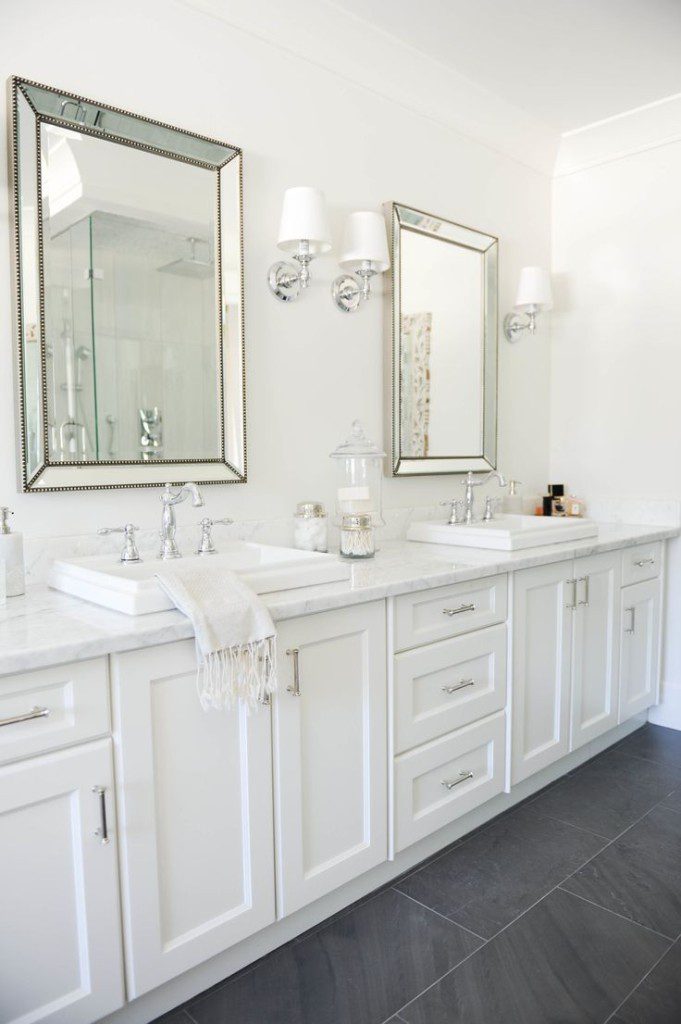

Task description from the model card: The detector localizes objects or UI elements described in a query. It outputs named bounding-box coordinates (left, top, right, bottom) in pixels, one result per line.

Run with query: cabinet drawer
left=622, top=542, right=662, bottom=587
left=0, top=658, right=109, bottom=765
left=394, top=624, right=507, bottom=754
left=394, top=575, right=507, bottom=652
left=393, top=712, right=506, bottom=852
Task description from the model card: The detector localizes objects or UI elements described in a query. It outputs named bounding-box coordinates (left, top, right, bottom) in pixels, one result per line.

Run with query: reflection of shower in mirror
left=140, top=408, right=163, bottom=459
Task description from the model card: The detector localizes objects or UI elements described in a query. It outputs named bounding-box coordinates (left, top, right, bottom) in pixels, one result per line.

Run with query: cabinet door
left=570, top=550, right=621, bottom=750
left=273, top=601, right=387, bottom=917
left=512, top=561, right=574, bottom=785
left=112, top=640, right=275, bottom=998
left=620, top=580, right=661, bottom=722
left=0, top=740, right=124, bottom=1024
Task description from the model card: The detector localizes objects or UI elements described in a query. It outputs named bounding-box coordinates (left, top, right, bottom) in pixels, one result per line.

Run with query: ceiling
left=327, top=0, right=681, bottom=133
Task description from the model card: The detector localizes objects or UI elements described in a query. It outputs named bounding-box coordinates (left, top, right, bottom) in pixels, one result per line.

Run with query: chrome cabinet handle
left=634, top=557, right=655, bottom=567
left=442, top=603, right=476, bottom=617
left=566, top=579, right=577, bottom=610
left=441, top=679, right=475, bottom=695
left=441, top=770, right=474, bottom=790
left=0, top=705, right=50, bottom=728
left=577, top=575, right=589, bottom=607
left=92, top=785, right=109, bottom=844
left=624, top=607, right=636, bottom=634
left=286, top=648, right=301, bottom=696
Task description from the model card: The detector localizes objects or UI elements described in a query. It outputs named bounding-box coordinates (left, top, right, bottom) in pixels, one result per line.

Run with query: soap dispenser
left=503, top=480, right=523, bottom=514
left=0, top=508, right=25, bottom=597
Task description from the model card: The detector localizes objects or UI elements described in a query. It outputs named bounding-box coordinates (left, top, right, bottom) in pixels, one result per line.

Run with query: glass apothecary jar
left=293, top=501, right=328, bottom=552
left=330, top=420, right=385, bottom=534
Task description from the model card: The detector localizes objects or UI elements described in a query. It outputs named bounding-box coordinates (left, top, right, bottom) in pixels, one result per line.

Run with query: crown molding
left=177, top=0, right=558, bottom=176
left=556, top=92, right=681, bottom=176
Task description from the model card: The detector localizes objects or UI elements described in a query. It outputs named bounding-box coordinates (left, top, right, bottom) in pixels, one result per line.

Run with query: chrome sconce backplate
left=332, top=260, right=379, bottom=313
left=503, top=309, right=538, bottom=343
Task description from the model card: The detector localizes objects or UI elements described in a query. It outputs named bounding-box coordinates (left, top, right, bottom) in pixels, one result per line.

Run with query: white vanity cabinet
left=569, top=550, right=621, bottom=750
left=512, top=551, right=623, bottom=782
left=0, top=659, right=123, bottom=1024
left=619, top=579, right=661, bottom=721
left=111, top=640, right=275, bottom=998
left=272, top=602, right=387, bottom=917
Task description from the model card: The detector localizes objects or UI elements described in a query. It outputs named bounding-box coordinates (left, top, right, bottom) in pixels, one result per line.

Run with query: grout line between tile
left=183, top=1012, right=199, bottom=1024
left=602, top=937, right=679, bottom=1024
left=392, top=887, right=488, bottom=943
left=557, top=885, right=674, bottom=942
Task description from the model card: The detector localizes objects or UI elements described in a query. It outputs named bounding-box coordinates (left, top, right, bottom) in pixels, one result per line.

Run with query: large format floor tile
left=616, top=724, right=681, bottom=769
left=186, top=889, right=481, bottom=1024
left=395, top=805, right=605, bottom=939
left=528, top=749, right=681, bottom=838
left=562, top=805, right=681, bottom=939
left=399, top=888, right=669, bottom=1024
left=610, top=938, right=681, bottom=1023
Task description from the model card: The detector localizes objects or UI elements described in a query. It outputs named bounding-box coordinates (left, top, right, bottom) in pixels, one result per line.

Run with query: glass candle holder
left=330, top=420, right=385, bottom=531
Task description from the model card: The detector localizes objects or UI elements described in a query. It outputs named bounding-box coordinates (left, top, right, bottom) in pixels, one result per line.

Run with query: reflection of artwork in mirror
left=11, top=78, right=245, bottom=491
left=388, top=203, right=498, bottom=477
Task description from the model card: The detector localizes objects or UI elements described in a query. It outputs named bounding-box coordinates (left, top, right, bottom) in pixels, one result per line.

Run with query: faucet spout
left=159, top=481, right=204, bottom=559
left=461, top=470, right=507, bottom=525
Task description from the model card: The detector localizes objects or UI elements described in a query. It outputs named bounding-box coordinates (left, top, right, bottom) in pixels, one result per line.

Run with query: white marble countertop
left=0, top=522, right=677, bottom=677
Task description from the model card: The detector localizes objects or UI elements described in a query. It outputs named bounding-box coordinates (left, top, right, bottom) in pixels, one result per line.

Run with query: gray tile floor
left=154, top=724, right=681, bottom=1024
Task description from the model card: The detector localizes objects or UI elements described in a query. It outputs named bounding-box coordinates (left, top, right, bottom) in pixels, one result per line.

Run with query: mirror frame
left=385, top=201, right=498, bottom=477
left=9, top=76, right=246, bottom=492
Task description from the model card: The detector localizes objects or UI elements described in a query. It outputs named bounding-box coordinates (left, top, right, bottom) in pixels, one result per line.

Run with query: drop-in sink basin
left=50, top=543, right=350, bottom=615
left=407, top=514, right=599, bottom=551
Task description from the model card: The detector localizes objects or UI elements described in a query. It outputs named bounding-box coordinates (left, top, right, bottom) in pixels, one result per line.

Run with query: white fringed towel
left=155, top=563, right=277, bottom=711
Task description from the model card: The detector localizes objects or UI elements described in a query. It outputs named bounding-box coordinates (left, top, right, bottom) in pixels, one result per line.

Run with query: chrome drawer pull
left=92, top=785, right=110, bottom=844
left=634, top=557, right=655, bottom=567
left=441, top=770, right=474, bottom=790
left=566, top=578, right=577, bottom=610
left=0, top=705, right=50, bottom=728
left=442, top=603, right=476, bottom=617
left=441, top=679, right=475, bottom=695
left=286, top=648, right=301, bottom=696
left=577, top=575, right=589, bottom=607
left=624, top=607, right=636, bottom=634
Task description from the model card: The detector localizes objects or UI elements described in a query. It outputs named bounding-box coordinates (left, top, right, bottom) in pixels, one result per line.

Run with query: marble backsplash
left=21, top=497, right=681, bottom=587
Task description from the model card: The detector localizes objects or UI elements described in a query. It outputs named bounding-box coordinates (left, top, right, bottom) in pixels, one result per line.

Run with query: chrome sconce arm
left=332, top=259, right=382, bottom=313
left=269, top=241, right=315, bottom=303
left=503, top=306, right=539, bottom=342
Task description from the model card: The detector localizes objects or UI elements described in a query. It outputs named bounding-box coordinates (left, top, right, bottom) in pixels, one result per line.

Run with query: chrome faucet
left=159, top=482, right=204, bottom=559
left=461, top=470, right=507, bottom=525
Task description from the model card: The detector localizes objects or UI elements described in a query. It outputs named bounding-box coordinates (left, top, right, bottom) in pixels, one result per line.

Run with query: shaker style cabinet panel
left=0, top=658, right=110, bottom=767
left=273, top=602, right=387, bottom=918
left=0, top=739, right=124, bottom=1024
left=620, top=579, right=661, bottom=722
left=111, top=640, right=275, bottom=998
left=511, top=562, right=573, bottom=785
left=570, top=551, right=621, bottom=750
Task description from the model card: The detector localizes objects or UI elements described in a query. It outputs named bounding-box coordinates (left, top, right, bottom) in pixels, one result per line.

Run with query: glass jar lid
left=330, top=420, right=386, bottom=460
left=296, top=501, right=326, bottom=518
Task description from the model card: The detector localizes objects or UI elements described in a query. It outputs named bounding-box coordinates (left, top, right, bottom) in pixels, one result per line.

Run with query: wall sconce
left=332, top=211, right=390, bottom=313
left=268, top=187, right=332, bottom=302
left=503, top=266, right=553, bottom=342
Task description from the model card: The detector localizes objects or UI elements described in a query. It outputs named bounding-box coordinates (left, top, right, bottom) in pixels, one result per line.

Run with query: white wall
left=0, top=0, right=552, bottom=540
left=551, top=115, right=681, bottom=725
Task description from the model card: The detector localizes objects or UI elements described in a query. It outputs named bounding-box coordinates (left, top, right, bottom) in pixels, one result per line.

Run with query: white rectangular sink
left=50, top=543, right=350, bottom=615
left=407, top=514, right=599, bottom=551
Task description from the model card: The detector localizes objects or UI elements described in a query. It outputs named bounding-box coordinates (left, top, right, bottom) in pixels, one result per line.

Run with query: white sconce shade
left=277, top=186, right=332, bottom=255
left=514, top=266, right=553, bottom=311
left=339, top=211, right=390, bottom=272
